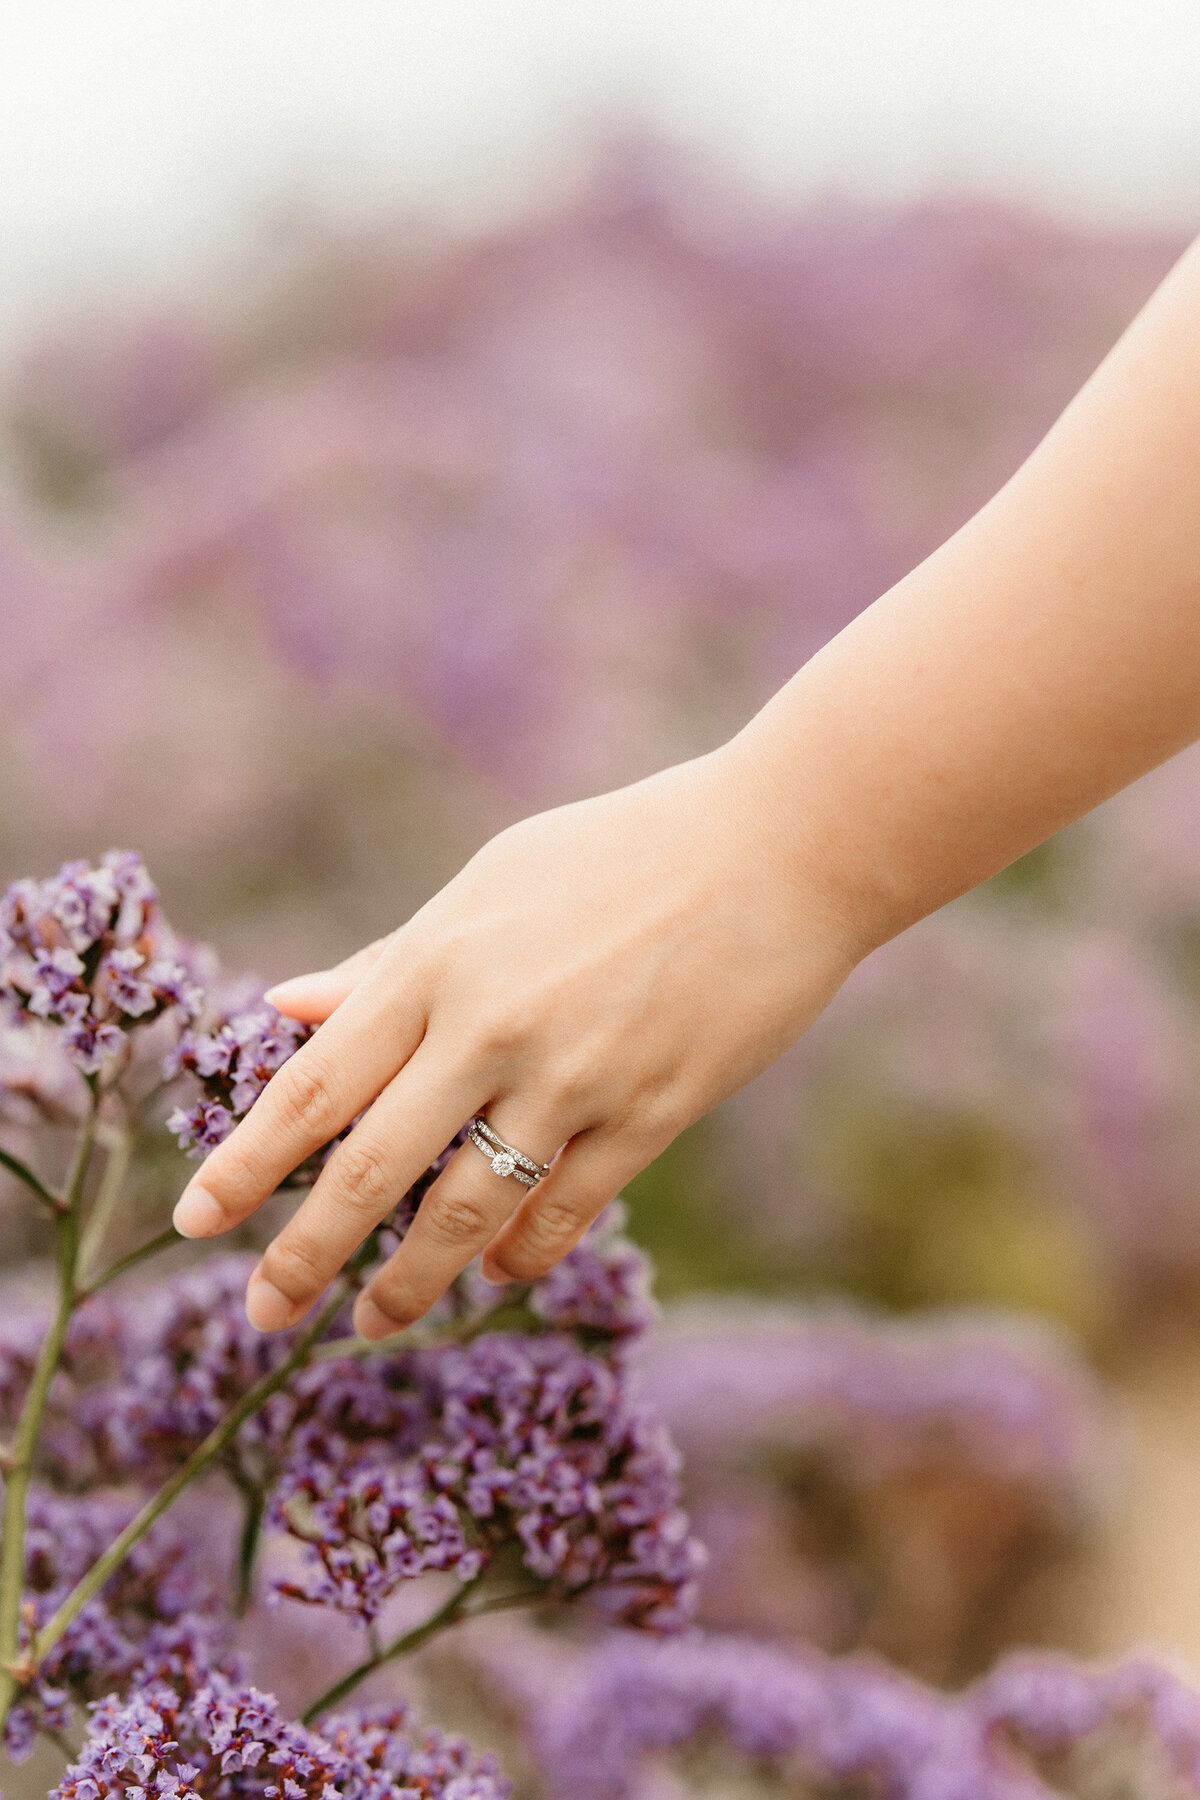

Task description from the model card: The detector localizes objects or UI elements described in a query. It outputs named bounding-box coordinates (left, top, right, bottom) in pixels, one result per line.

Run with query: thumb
left=263, top=935, right=392, bottom=1023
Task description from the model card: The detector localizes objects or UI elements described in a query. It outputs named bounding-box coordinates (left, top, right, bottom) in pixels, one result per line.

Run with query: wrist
left=712, top=725, right=902, bottom=972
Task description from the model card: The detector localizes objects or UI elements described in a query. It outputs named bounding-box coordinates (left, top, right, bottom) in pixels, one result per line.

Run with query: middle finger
left=245, top=1048, right=486, bottom=1330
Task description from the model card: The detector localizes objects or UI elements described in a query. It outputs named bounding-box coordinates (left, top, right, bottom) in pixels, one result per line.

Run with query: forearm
left=734, top=230, right=1200, bottom=954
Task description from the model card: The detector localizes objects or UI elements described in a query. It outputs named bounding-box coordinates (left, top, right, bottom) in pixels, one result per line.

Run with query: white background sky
left=1, top=1, right=1198, bottom=346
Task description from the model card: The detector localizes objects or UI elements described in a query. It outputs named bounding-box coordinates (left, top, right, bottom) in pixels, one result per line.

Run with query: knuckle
left=422, top=1191, right=493, bottom=1248
left=620, top=1089, right=683, bottom=1147
left=203, top=1137, right=273, bottom=1206
left=363, top=1267, right=419, bottom=1320
left=329, top=1139, right=394, bottom=1213
left=272, top=1054, right=339, bottom=1137
left=472, top=1000, right=526, bottom=1060
left=546, top=1058, right=595, bottom=1115
left=497, top=1201, right=593, bottom=1281
left=259, top=1232, right=328, bottom=1302
left=525, top=1196, right=589, bottom=1246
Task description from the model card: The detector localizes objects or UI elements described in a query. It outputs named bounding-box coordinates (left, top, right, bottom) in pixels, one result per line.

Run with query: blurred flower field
left=3, top=140, right=1200, bottom=1795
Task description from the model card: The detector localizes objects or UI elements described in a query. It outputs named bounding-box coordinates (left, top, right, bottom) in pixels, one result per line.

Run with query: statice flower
left=5, top=1490, right=223, bottom=1761
left=528, top=1203, right=656, bottom=1351
left=320, top=1705, right=510, bottom=1800
left=164, top=997, right=470, bottom=1207
left=94, top=1255, right=301, bottom=1479
left=270, top=1457, right=483, bottom=1619
left=535, top=1632, right=1200, bottom=1800
left=0, top=1295, right=129, bottom=1490
left=273, top=1333, right=704, bottom=1631
left=54, top=1679, right=510, bottom=1800
left=632, top=1299, right=1112, bottom=1669
left=0, top=853, right=203, bottom=1075
left=57, top=1209, right=658, bottom=1503
left=166, top=1005, right=313, bottom=1159
left=639, top=1298, right=1108, bottom=1492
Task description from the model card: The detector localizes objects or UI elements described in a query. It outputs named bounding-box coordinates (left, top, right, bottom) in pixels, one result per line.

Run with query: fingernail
left=263, top=972, right=328, bottom=1005
left=354, top=1295, right=406, bottom=1341
left=245, top=1278, right=297, bottom=1333
left=172, top=1185, right=226, bottom=1238
left=480, top=1256, right=513, bottom=1287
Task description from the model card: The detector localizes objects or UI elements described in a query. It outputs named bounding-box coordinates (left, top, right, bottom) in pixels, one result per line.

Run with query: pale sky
left=1, top=0, right=1198, bottom=345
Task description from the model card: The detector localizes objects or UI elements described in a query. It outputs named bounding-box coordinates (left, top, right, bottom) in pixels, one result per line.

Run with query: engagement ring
left=466, top=1117, right=550, bottom=1187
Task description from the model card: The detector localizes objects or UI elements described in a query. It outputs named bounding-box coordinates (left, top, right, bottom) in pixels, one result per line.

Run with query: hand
left=171, top=740, right=861, bottom=1338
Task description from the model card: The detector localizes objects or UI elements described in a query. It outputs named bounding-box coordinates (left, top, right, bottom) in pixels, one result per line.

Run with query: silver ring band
left=467, top=1117, right=550, bottom=1187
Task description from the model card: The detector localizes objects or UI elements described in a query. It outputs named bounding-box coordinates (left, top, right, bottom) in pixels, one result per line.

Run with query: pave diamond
left=491, top=1151, right=517, bottom=1179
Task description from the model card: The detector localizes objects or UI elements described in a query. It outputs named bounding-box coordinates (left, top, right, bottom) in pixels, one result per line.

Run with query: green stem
left=301, top=1573, right=486, bottom=1724
left=0, top=1098, right=97, bottom=1720
left=29, top=1274, right=354, bottom=1672
left=0, top=1145, right=62, bottom=1213
left=77, top=1124, right=133, bottom=1285
left=80, top=1226, right=182, bottom=1297
left=231, top=1474, right=266, bottom=1618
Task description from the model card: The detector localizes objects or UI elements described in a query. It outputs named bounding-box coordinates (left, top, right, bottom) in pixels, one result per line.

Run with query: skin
left=174, top=229, right=1200, bottom=1341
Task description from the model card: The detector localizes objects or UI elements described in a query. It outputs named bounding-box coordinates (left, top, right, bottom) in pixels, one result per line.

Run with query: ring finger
left=352, top=1099, right=573, bottom=1337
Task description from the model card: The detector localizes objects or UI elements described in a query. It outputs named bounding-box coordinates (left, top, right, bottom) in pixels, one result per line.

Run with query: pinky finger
left=480, top=1125, right=656, bottom=1284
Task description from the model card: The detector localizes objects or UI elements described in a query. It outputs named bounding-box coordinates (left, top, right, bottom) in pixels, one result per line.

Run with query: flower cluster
left=0, top=1295, right=129, bottom=1491
left=94, top=1256, right=301, bottom=1480
left=636, top=1299, right=1110, bottom=1668
left=527, top=1202, right=655, bottom=1350
left=5, top=1491, right=223, bottom=1761
left=273, top=1330, right=704, bottom=1631
left=54, top=1680, right=509, bottom=1800
left=536, top=1631, right=1200, bottom=1800
left=4, top=839, right=1196, bottom=1800
left=0, top=853, right=202, bottom=1074
left=0, top=1209, right=659, bottom=1503
left=163, top=996, right=469, bottom=1208
left=639, top=1298, right=1108, bottom=1490
left=166, top=1004, right=313, bottom=1158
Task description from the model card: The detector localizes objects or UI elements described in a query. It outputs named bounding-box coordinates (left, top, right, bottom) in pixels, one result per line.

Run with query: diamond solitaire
left=467, top=1118, right=548, bottom=1186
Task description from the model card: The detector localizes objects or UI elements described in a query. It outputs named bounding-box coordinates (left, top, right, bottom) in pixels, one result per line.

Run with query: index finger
left=172, top=964, right=426, bottom=1239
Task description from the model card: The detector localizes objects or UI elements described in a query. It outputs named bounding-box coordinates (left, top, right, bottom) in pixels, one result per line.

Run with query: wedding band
left=467, top=1117, right=550, bottom=1187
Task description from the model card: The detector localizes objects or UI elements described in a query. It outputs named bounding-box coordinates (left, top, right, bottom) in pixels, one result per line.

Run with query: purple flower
left=164, top=1004, right=339, bottom=1179
left=5, top=1489, right=224, bottom=1761
left=271, top=1459, right=483, bottom=1618
left=26, top=946, right=85, bottom=1016
left=0, top=854, right=204, bottom=1077
left=54, top=1678, right=510, bottom=1800
left=166, top=1096, right=236, bottom=1153
left=272, top=1332, right=704, bottom=1631
left=637, top=1298, right=1108, bottom=1492
left=94, top=1256, right=299, bottom=1479
left=535, top=1632, right=1200, bottom=1800
left=528, top=1203, right=656, bottom=1350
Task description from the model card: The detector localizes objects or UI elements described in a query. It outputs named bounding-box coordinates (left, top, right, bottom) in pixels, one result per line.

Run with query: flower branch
left=27, top=1271, right=355, bottom=1678
left=77, top=1224, right=182, bottom=1297
left=0, top=1093, right=97, bottom=1713
left=0, top=1146, right=63, bottom=1215
left=301, top=1571, right=487, bottom=1722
